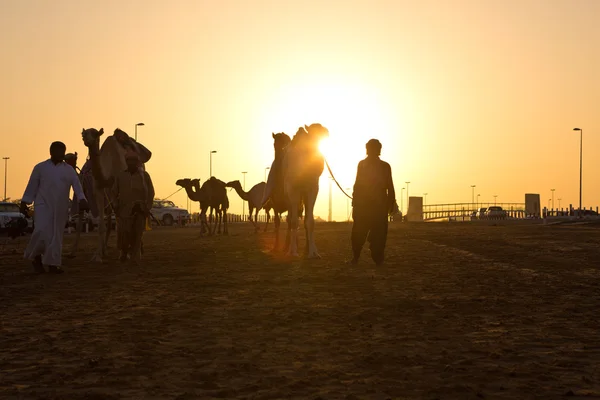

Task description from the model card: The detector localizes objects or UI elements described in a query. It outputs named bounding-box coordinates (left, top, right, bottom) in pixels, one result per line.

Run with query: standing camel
left=283, top=124, right=329, bottom=258
left=176, top=178, right=210, bottom=235
left=80, top=128, right=152, bottom=262
left=261, top=132, right=301, bottom=252
left=226, top=180, right=272, bottom=232
left=200, top=177, right=229, bottom=235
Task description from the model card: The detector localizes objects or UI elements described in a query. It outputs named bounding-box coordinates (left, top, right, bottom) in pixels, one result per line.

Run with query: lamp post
left=405, top=181, right=410, bottom=213
left=493, top=195, right=498, bottom=205
left=423, top=193, right=428, bottom=206
left=135, top=122, right=145, bottom=141
left=471, top=185, right=476, bottom=210
left=2, top=157, right=8, bottom=201
left=573, top=128, right=582, bottom=212
left=400, top=187, right=405, bottom=214
left=477, top=194, right=480, bottom=209
left=210, top=150, right=217, bottom=177
left=558, top=198, right=562, bottom=209
left=242, top=171, right=247, bottom=220
left=264, top=167, right=270, bottom=182
left=346, top=187, right=351, bottom=222
left=550, top=189, right=555, bottom=209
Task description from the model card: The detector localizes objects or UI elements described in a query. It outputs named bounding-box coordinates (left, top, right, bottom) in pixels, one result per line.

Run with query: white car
left=0, top=202, right=32, bottom=233
left=485, top=206, right=507, bottom=220
left=151, top=200, right=189, bottom=226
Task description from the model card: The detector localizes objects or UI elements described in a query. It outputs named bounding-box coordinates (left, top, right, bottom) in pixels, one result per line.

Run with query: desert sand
left=1, top=221, right=600, bottom=399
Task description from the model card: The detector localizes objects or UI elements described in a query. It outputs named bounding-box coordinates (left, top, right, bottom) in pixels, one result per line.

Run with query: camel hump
left=261, top=160, right=278, bottom=206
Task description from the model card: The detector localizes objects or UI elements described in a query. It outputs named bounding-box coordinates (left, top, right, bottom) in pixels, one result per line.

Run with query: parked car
left=474, top=207, right=488, bottom=220
left=68, top=211, right=117, bottom=231
left=0, top=202, right=32, bottom=234
left=485, top=206, right=507, bottom=220
left=151, top=200, right=189, bottom=226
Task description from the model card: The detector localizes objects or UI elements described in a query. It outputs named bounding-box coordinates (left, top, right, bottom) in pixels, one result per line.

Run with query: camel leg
left=272, top=213, right=280, bottom=252
left=91, top=193, right=105, bottom=263
left=69, top=212, right=84, bottom=257
left=264, top=210, right=270, bottom=233
left=104, top=210, right=112, bottom=251
left=305, top=186, right=321, bottom=259
left=223, top=209, right=228, bottom=235
left=287, top=197, right=300, bottom=257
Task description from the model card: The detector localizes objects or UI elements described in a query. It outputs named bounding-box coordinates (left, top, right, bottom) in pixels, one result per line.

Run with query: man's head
left=50, top=141, right=66, bottom=163
left=366, top=139, right=382, bottom=157
left=125, top=150, right=140, bottom=170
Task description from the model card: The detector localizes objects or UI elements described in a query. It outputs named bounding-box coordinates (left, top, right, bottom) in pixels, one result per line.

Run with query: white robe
left=22, top=159, right=86, bottom=266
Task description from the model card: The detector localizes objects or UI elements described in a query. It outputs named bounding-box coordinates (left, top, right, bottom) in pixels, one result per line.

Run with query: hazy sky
left=2, top=0, right=600, bottom=219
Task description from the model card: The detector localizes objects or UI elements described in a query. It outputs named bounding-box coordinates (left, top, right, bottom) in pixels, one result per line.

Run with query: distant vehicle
left=569, top=209, right=600, bottom=217
left=475, top=207, right=488, bottom=220
left=485, top=206, right=507, bottom=220
left=0, top=202, right=32, bottom=234
left=151, top=200, right=189, bottom=226
left=68, top=211, right=116, bottom=231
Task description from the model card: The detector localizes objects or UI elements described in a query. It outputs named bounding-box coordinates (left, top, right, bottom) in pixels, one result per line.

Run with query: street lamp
left=2, top=157, right=9, bottom=201
left=405, top=181, right=410, bottom=213
left=135, top=122, right=145, bottom=141
left=471, top=185, right=476, bottom=209
left=573, top=128, right=583, bottom=212
left=423, top=193, right=428, bottom=206
left=242, top=171, right=248, bottom=220
left=264, top=167, right=270, bottom=182
left=550, top=189, right=555, bottom=209
left=548, top=198, right=552, bottom=208
left=210, top=150, right=217, bottom=177
left=493, top=195, right=498, bottom=205
left=477, top=194, right=480, bottom=208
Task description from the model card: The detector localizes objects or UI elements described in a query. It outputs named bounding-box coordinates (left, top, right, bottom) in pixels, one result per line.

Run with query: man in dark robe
left=347, top=139, right=395, bottom=265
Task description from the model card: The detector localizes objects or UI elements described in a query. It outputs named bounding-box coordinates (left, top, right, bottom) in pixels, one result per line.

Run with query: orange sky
left=2, top=0, right=600, bottom=220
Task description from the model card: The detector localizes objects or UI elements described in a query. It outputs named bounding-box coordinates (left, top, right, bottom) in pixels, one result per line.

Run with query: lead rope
left=325, top=158, right=352, bottom=200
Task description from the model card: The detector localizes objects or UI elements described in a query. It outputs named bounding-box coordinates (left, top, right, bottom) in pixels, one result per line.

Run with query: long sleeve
left=145, top=172, right=155, bottom=210
left=386, top=163, right=395, bottom=211
left=70, top=168, right=86, bottom=202
left=22, top=164, right=41, bottom=204
left=351, top=162, right=363, bottom=207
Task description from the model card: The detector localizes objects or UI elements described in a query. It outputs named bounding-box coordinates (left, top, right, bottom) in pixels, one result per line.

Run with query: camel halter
left=325, top=158, right=352, bottom=200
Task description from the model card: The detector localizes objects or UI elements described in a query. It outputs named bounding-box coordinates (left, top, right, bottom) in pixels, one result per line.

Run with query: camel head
left=176, top=178, right=192, bottom=187
left=304, top=123, right=329, bottom=142
left=225, top=180, right=241, bottom=189
left=190, top=178, right=201, bottom=189
left=272, top=132, right=291, bottom=152
left=81, top=127, right=104, bottom=149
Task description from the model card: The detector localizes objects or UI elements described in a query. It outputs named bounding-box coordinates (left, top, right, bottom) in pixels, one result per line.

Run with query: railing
left=422, top=202, right=527, bottom=221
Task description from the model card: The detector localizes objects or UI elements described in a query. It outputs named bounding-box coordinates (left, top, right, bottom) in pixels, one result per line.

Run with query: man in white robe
left=21, top=142, right=88, bottom=274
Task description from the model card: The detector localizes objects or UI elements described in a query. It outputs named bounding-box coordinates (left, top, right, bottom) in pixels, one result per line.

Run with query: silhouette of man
left=347, top=139, right=395, bottom=265
left=113, top=150, right=154, bottom=265
left=21, top=142, right=88, bottom=273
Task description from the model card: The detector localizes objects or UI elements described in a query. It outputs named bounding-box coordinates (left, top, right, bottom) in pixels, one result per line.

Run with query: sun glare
left=261, top=76, right=397, bottom=187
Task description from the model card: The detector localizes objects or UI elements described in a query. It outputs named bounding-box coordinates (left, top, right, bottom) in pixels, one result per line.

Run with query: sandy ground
left=1, top=221, right=600, bottom=399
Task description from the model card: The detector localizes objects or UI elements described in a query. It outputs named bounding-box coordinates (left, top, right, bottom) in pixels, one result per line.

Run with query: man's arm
left=386, top=163, right=395, bottom=212
left=69, top=168, right=86, bottom=202
left=351, top=161, right=364, bottom=207
left=21, top=164, right=41, bottom=205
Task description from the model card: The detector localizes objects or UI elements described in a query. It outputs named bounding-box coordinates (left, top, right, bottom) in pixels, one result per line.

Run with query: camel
left=177, top=177, right=229, bottom=236
left=261, top=132, right=302, bottom=252
left=176, top=178, right=210, bottom=235
left=226, top=180, right=272, bottom=232
left=283, top=124, right=329, bottom=258
left=199, top=177, right=229, bottom=235
left=79, top=128, right=152, bottom=262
